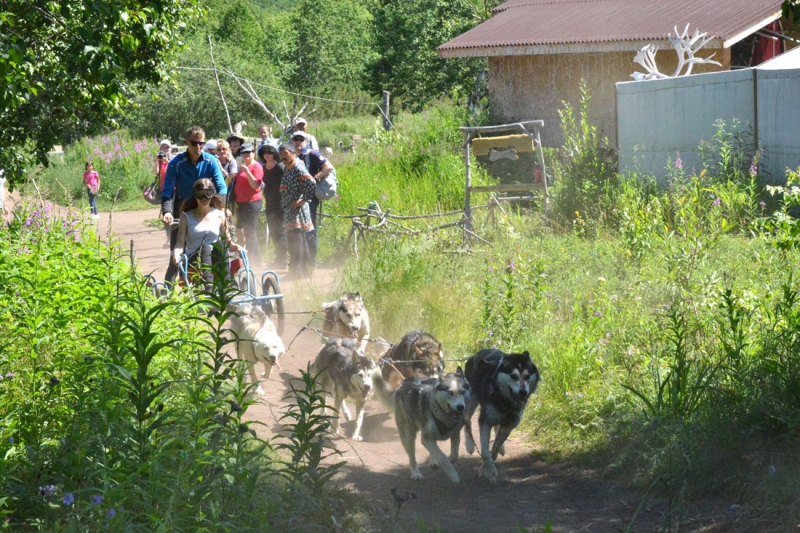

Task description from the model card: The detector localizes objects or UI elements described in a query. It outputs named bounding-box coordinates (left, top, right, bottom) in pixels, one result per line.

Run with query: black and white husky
left=463, top=349, right=540, bottom=483
left=373, top=367, right=471, bottom=483
left=310, top=338, right=377, bottom=441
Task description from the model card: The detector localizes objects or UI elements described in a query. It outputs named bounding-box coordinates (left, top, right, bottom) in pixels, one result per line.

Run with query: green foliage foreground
left=0, top=206, right=351, bottom=530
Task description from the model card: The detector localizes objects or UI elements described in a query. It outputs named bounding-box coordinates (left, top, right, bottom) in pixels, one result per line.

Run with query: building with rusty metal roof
left=439, top=0, right=788, bottom=147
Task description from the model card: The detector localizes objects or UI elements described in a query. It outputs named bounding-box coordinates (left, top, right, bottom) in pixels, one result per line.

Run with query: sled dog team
left=228, top=292, right=540, bottom=484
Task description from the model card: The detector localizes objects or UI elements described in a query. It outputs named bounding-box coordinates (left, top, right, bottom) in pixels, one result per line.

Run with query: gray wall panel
left=756, top=69, right=800, bottom=183
left=618, top=69, right=757, bottom=181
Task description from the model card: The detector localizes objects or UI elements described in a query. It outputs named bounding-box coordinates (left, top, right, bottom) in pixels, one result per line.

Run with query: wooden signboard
left=471, top=134, right=534, bottom=156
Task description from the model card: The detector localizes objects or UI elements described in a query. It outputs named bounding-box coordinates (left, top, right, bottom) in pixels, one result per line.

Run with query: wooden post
left=382, top=91, right=391, bottom=131
left=463, top=132, right=473, bottom=231
left=535, top=128, right=550, bottom=221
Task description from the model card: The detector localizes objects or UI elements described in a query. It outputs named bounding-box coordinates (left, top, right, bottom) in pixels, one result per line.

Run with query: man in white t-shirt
left=293, top=118, right=319, bottom=151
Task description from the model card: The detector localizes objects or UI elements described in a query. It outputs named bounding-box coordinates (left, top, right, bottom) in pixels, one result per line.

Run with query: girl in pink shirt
left=83, top=161, right=100, bottom=218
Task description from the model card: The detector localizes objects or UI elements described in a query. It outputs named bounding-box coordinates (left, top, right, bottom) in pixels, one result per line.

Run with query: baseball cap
left=159, top=139, right=172, bottom=148
left=291, top=131, right=308, bottom=141
left=294, top=117, right=308, bottom=126
left=204, top=140, right=217, bottom=151
left=240, top=143, right=254, bottom=153
left=226, top=133, right=245, bottom=143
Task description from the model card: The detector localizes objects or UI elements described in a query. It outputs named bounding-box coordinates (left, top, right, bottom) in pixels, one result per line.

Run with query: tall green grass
left=33, top=131, right=159, bottom=211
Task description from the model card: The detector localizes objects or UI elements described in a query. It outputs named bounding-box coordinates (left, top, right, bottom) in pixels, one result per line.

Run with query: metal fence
left=617, top=64, right=800, bottom=184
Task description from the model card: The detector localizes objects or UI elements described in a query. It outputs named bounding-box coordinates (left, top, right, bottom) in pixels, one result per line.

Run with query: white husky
left=229, top=303, right=285, bottom=395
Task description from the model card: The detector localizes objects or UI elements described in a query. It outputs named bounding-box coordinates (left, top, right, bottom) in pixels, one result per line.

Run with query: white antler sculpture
left=631, top=24, right=722, bottom=81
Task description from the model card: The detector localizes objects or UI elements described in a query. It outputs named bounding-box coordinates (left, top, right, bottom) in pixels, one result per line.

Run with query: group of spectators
left=156, top=120, right=335, bottom=287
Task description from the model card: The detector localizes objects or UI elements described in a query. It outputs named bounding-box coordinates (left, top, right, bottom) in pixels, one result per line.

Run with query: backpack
left=303, top=151, right=338, bottom=201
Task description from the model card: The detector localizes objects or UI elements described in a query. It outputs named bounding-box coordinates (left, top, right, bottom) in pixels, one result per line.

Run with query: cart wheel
left=262, top=276, right=285, bottom=335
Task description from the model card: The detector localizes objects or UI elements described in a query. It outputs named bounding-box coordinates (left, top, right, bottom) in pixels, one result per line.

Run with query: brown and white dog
left=321, top=292, right=370, bottom=353
left=379, top=329, right=445, bottom=390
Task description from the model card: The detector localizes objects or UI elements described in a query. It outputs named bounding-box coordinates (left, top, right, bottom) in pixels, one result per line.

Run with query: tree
left=784, top=0, right=800, bottom=32
left=280, top=0, right=375, bottom=97
left=0, top=0, right=201, bottom=189
left=366, top=0, right=488, bottom=111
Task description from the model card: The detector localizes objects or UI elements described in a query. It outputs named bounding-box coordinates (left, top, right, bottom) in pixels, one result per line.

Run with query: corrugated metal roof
left=439, top=0, right=783, bottom=54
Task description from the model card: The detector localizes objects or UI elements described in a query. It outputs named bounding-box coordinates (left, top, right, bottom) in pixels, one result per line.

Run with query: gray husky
left=373, top=367, right=471, bottom=483
left=379, top=329, right=444, bottom=390
left=463, top=349, right=540, bottom=483
left=310, top=338, right=377, bottom=441
left=321, top=292, right=371, bottom=353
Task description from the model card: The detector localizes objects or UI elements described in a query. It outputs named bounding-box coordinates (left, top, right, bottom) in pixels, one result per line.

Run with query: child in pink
left=83, top=161, right=100, bottom=218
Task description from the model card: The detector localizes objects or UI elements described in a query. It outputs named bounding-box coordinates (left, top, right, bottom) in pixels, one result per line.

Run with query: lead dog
left=373, top=367, right=470, bottom=483
left=463, top=349, right=540, bottom=483
left=321, top=292, right=371, bottom=353
left=310, top=338, right=377, bottom=441
left=380, top=330, right=444, bottom=390
left=229, top=303, right=285, bottom=396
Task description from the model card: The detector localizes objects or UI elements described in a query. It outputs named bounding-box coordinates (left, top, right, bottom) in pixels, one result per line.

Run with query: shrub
left=0, top=203, right=344, bottom=530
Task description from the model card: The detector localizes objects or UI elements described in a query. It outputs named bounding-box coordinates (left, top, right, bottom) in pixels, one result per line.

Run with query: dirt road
left=85, top=207, right=715, bottom=533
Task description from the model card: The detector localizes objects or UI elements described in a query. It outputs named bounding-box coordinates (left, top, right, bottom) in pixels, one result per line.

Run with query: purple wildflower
left=675, top=155, right=682, bottom=170
left=4, top=372, right=14, bottom=380
left=593, top=311, right=603, bottom=318
left=8, top=437, right=13, bottom=444
left=134, top=142, right=143, bottom=153
left=506, top=260, right=516, bottom=273
left=22, top=247, right=30, bottom=255
left=38, top=485, right=56, bottom=498
left=750, top=164, right=758, bottom=177
left=25, top=218, right=32, bottom=226
left=101, top=136, right=109, bottom=144
left=105, top=159, right=110, bottom=165
left=760, top=201, right=766, bottom=208
left=93, top=147, right=101, bottom=155
left=91, top=494, right=103, bottom=505
left=62, top=493, right=74, bottom=506
left=487, top=265, right=493, bottom=273
left=107, top=509, right=116, bottom=519
left=713, top=197, right=721, bottom=208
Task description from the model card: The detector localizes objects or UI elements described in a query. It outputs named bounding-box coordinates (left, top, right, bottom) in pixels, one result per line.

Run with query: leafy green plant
left=275, top=369, right=343, bottom=496
left=623, top=305, right=720, bottom=421
left=552, top=80, right=618, bottom=232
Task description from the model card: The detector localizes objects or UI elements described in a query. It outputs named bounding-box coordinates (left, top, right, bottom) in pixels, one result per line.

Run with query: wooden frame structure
left=460, top=120, right=548, bottom=229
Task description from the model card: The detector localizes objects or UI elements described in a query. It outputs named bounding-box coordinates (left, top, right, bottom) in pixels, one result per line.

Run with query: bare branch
left=208, top=36, right=233, bottom=133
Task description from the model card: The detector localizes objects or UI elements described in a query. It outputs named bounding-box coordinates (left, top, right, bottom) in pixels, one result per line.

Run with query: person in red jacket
left=232, top=143, right=264, bottom=267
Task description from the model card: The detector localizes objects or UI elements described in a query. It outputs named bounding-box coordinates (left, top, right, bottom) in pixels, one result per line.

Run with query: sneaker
left=91, top=214, right=100, bottom=219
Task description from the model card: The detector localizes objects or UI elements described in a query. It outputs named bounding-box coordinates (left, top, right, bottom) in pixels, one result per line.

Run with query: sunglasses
left=189, top=140, right=206, bottom=147
left=195, top=188, right=215, bottom=199
left=291, top=137, right=305, bottom=142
